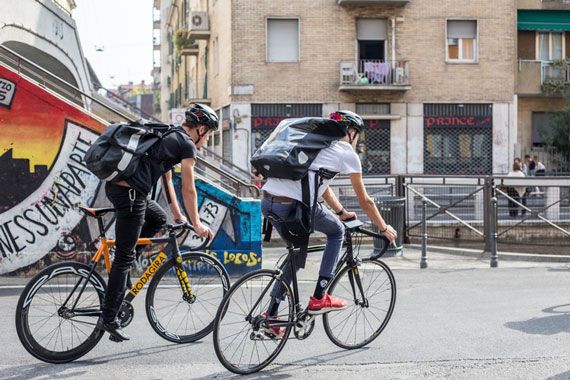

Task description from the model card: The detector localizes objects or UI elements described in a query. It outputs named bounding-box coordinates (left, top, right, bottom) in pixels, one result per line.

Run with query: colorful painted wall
left=0, top=63, right=261, bottom=276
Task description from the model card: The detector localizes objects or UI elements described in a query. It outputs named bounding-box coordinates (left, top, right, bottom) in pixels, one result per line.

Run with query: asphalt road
left=0, top=255, right=569, bottom=379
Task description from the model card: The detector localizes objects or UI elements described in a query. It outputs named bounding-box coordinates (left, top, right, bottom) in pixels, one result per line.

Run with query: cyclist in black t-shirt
left=98, top=103, right=218, bottom=342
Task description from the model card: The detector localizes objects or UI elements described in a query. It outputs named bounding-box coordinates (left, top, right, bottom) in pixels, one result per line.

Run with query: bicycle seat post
left=97, top=216, right=106, bottom=238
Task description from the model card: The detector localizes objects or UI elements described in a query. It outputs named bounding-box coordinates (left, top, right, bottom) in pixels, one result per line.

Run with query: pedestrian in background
left=507, top=161, right=526, bottom=218
left=522, top=155, right=531, bottom=176
left=528, top=155, right=536, bottom=176
left=534, top=156, right=546, bottom=176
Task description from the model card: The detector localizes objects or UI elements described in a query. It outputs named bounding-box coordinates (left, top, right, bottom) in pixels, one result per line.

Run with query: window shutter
left=267, top=19, right=299, bottom=61
left=447, top=20, right=477, bottom=39
left=357, top=19, right=388, bottom=41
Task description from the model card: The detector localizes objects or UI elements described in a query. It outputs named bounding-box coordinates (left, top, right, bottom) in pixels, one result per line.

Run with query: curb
left=407, top=244, right=570, bottom=263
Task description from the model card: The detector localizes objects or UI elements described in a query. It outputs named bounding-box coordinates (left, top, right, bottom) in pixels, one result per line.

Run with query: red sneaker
left=307, top=293, right=348, bottom=315
left=260, top=312, right=284, bottom=339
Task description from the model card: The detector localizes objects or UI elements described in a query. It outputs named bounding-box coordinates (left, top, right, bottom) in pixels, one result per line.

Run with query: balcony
left=180, top=46, right=199, bottom=56
left=517, top=60, right=570, bottom=96
left=338, top=0, right=410, bottom=5
left=188, top=12, right=210, bottom=40
left=183, top=98, right=211, bottom=106
left=153, top=20, right=160, bottom=29
left=518, top=0, right=570, bottom=10
left=339, top=60, right=411, bottom=92
left=174, top=29, right=199, bottom=56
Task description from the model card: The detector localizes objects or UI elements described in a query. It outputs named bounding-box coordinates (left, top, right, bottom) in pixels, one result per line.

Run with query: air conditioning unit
left=190, top=12, right=209, bottom=31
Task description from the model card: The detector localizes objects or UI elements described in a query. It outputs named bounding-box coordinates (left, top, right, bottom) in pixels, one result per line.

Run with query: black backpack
left=85, top=120, right=177, bottom=182
left=250, top=117, right=347, bottom=180
left=251, top=117, right=347, bottom=246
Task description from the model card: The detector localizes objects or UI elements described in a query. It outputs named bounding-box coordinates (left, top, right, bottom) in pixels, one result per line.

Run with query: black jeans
left=102, top=183, right=167, bottom=323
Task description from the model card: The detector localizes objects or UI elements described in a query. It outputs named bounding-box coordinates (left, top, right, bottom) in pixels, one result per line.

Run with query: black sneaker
left=97, top=317, right=130, bottom=342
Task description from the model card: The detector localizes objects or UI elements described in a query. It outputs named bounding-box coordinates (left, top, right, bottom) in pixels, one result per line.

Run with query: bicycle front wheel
left=213, top=269, right=294, bottom=375
left=146, top=251, right=230, bottom=343
left=323, top=259, right=396, bottom=349
left=15, top=262, right=106, bottom=363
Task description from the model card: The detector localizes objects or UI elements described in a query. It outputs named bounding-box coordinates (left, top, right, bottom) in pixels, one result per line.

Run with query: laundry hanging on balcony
left=363, top=62, right=390, bottom=84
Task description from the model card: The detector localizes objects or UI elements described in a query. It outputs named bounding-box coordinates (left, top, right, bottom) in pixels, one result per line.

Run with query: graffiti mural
left=177, top=178, right=262, bottom=275
left=0, top=62, right=261, bottom=276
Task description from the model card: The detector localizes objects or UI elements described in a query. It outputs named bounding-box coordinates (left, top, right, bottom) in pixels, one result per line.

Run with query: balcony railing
left=518, top=0, right=570, bottom=10
left=338, top=0, right=410, bottom=5
left=541, top=61, right=570, bottom=83
left=339, top=60, right=410, bottom=91
left=517, top=59, right=570, bottom=95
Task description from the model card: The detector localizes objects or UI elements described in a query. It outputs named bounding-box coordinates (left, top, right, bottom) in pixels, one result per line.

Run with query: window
left=447, top=20, right=477, bottom=62
left=356, top=19, right=387, bottom=61
left=267, top=18, right=299, bottom=62
left=532, top=112, right=556, bottom=146
left=537, top=32, right=565, bottom=61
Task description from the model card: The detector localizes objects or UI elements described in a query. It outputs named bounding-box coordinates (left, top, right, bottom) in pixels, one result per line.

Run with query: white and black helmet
left=185, top=103, right=219, bottom=131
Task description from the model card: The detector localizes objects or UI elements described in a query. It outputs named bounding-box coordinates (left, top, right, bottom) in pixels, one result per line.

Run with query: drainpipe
left=392, top=18, right=396, bottom=71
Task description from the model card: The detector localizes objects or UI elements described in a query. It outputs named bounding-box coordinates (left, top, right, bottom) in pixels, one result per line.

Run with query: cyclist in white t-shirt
left=261, top=111, right=397, bottom=337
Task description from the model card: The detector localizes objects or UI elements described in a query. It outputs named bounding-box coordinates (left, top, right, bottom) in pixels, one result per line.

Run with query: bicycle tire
left=213, top=269, right=294, bottom=375
left=146, top=251, right=230, bottom=343
left=323, top=258, right=396, bottom=350
left=15, top=262, right=106, bottom=363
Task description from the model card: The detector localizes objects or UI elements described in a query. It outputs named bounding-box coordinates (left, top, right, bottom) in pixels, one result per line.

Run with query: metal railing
left=340, top=60, right=409, bottom=86
left=0, top=45, right=259, bottom=199
left=329, top=175, right=570, bottom=267
left=541, top=61, right=570, bottom=84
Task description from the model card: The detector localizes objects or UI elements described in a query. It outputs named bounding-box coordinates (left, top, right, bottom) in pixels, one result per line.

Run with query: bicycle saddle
left=78, top=206, right=116, bottom=217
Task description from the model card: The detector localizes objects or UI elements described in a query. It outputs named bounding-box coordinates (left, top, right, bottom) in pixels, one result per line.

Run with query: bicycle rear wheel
left=213, top=269, right=293, bottom=375
left=323, top=259, right=396, bottom=349
left=15, top=262, right=106, bottom=363
left=146, top=251, right=230, bottom=343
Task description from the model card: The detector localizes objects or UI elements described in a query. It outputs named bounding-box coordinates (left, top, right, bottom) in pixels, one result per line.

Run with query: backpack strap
left=161, top=167, right=176, bottom=205
left=161, top=174, right=171, bottom=205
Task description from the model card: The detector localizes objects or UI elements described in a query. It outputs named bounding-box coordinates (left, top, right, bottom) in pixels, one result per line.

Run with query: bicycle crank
left=118, top=301, right=134, bottom=328
left=294, top=311, right=315, bottom=340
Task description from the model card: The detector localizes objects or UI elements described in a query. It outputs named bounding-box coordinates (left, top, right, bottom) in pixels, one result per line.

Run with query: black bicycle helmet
left=329, top=110, right=365, bottom=132
left=185, top=103, right=219, bottom=131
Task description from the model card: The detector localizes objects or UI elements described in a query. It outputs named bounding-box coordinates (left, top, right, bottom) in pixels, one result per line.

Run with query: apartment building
left=156, top=0, right=525, bottom=175
left=516, top=0, right=570, bottom=164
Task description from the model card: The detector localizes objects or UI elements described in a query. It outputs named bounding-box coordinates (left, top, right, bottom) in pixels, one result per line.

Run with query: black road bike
left=16, top=206, right=230, bottom=364
left=213, top=219, right=396, bottom=374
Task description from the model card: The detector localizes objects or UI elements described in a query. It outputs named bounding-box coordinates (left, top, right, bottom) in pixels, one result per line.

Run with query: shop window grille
left=424, top=104, right=493, bottom=175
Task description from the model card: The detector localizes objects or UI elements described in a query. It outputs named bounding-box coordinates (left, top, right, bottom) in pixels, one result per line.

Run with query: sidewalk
left=261, top=244, right=570, bottom=281
left=1, top=245, right=569, bottom=286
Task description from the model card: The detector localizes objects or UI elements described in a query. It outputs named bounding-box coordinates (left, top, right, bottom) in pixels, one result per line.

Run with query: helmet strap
left=194, top=127, right=205, bottom=145
left=348, top=130, right=359, bottom=144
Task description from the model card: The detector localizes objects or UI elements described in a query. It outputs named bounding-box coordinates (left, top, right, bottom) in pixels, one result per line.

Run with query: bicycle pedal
left=108, top=334, right=125, bottom=343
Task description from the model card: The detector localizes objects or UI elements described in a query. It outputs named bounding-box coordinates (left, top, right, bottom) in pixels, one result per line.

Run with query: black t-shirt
left=127, top=128, right=197, bottom=195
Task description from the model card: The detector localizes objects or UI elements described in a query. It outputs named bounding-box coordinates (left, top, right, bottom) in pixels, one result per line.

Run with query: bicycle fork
left=173, top=255, right=196, bottom=303
left=348, top=266, right=369, bottom=308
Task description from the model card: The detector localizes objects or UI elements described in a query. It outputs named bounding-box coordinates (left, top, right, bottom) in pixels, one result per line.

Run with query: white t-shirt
left=507, top=170, right=526, bottom=197
left=262, top=140, right=362, bottom=203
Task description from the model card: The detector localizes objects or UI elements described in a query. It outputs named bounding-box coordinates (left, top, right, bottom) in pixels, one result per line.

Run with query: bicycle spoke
left=215, top=271, right=291, bottom=373
left=324, top=260, right=395, bottom=349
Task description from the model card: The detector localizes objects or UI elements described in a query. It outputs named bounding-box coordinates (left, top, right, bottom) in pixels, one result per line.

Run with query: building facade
left=516, top=0, right=570, bottom=169
left=154, top=0, right=568, bottom=175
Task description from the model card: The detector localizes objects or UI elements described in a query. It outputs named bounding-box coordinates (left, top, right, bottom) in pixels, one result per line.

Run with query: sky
left=72, top=0, right=154, bottom=89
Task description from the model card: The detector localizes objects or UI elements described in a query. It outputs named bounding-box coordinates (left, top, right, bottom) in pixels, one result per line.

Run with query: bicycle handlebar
left=166, top=222, right=211, bottom=250
left=356, top=226, right=391, bottom=260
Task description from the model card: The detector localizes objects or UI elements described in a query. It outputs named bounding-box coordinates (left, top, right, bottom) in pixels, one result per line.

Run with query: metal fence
left=326, top=175, right=570, bottom=260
